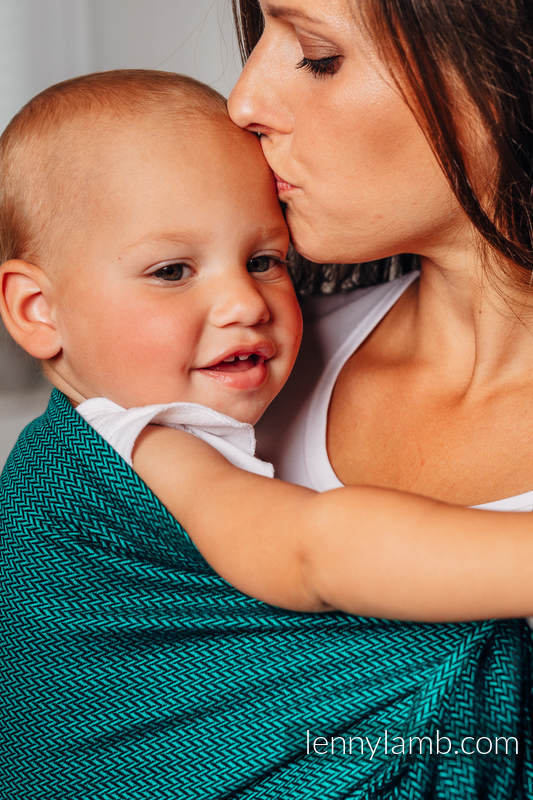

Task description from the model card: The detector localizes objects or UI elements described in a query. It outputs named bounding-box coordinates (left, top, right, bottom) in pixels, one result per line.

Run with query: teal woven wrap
left=2, top=389, right=532, bottom=799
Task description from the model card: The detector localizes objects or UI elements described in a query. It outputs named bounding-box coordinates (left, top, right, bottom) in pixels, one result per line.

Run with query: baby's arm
left=133, top=425, right=533, bottom=622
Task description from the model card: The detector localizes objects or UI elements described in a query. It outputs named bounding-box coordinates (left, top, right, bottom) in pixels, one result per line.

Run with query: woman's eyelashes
left=296, top=55, right=342, bottom=78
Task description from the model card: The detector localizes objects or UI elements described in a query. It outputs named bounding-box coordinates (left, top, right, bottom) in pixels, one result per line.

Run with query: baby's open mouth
left=198, top=342, right=275, bottom=389
left=203, top=353, right=263, bottom=372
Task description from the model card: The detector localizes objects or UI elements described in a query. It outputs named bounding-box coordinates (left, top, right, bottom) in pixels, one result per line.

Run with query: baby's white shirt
left=76, top=397, right=274, bottom=478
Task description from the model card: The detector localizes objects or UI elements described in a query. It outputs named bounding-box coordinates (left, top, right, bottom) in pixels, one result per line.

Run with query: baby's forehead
left=1, top=71, right=272, bottom=269
left=59, top=105, right=260, bottom=174
left=43, top=109, right=274, bottom=250
left=38, top=104, right=258, bottom=215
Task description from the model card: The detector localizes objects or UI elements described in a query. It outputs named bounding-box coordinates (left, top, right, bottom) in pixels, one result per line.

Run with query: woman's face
left=228, top=0, right=466, bottom=265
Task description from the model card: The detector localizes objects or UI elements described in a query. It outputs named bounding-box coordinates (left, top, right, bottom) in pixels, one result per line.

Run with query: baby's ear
left=0, top=260, right=61, bottom=359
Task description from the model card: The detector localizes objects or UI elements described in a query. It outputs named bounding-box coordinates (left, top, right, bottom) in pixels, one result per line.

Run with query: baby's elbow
left=297, top=537, right=336, bottom=614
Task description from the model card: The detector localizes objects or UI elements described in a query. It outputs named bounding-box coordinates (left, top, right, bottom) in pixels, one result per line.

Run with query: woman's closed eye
left=149, top=262, right=194, bottom=283
left=296, top=55, right=342, bottom=78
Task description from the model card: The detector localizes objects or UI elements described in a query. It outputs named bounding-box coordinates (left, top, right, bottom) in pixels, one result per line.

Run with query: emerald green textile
left=2, top=389, right=532, bottom=798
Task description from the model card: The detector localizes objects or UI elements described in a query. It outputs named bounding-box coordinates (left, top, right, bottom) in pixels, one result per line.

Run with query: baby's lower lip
left=198, top=356, right=269, bottom=390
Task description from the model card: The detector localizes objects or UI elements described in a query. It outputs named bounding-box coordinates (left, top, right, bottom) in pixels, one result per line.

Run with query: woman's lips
left=274, top=173, right=298, bottom=195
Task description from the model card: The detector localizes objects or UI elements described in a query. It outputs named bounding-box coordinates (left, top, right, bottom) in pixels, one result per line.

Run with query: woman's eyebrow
left=262, top=4, right=323, bottom=25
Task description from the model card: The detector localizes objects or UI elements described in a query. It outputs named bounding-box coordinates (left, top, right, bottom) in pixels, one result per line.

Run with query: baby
left=1, top=70, right=531, bottom=798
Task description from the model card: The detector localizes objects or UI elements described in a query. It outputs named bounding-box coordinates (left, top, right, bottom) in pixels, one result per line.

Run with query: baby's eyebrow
left=258, top=224, right=290, bottom=241
left=118, top=225, right=288, bottom=258
left=121, top=232, right=196, bottom=252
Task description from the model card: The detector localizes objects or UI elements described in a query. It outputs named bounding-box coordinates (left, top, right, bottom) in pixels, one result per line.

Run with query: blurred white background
left=0, top=0, right=240, bottom=467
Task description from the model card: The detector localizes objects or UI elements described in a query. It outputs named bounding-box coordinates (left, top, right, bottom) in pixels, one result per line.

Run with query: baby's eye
left=151, top=262, right=193, bottom=282
left=247, top=255, right=288, bottom=274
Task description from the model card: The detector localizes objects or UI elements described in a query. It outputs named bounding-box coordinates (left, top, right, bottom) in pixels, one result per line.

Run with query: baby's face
left=50, top=113, right=302, bottom=423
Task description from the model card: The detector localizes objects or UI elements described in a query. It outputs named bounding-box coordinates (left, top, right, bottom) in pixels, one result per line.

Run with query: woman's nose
left=228, top=35, right=293, bottom=135
left=208, top=275, right=271, bottom=329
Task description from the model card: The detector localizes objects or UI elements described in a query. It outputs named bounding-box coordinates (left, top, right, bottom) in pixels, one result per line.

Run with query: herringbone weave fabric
left=2, top=390, right=532, bottom=799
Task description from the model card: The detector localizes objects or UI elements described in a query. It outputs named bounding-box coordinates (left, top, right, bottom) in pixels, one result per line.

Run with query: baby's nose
left=209, top=277, right=271, bottom=328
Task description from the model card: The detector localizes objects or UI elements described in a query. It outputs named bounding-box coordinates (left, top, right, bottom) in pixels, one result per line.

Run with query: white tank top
left=256, top=273, right=533, bottom=512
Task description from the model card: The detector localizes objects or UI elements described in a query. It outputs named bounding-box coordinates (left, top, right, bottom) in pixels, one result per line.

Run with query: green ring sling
left=2, top=389, right=532, bottom=798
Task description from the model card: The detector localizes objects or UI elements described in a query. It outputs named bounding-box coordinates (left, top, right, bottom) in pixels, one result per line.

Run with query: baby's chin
left=193, top=397, right=268, bottom=426
left=192, top=391, right=274, bottom=426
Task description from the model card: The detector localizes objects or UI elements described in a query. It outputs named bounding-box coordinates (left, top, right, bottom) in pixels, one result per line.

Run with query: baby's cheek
left=283, top=294, right=304, bottom=352
left=79, top=306, right=159, bottom=381
left=103, top=301, right=196, bottom=388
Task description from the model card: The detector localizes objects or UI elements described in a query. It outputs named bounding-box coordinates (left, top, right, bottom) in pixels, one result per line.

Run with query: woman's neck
left=405, top=246, right=533, bottom=395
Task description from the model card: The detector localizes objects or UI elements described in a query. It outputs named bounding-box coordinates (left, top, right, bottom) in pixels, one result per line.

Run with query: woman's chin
left=287, top=218, right=341, bottom=264
left=287, top=213, right=399, bottom=266
left=289, top=228, right=374, bottom=266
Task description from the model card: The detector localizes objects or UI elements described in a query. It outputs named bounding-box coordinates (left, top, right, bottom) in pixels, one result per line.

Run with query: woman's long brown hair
left=232, top=0, right=533, bottom=292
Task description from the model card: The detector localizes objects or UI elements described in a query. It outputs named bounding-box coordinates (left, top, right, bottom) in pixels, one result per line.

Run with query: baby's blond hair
left=0, top=69, right=227, bottom=267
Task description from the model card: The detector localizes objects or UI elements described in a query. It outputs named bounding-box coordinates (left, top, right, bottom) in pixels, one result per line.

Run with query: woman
left=229, top=0, right=533, bottom=509
left=225, top=0, right=533, bottom=795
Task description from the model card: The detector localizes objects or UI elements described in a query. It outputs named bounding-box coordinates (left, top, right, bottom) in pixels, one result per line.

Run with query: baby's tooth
left=238, top=354, right=249, bottom=361
left=223, top=356, right=236, bottom=363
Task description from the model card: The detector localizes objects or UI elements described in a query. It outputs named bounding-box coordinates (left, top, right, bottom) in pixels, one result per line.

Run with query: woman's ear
left=0, top=260, right=62, bottom=359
